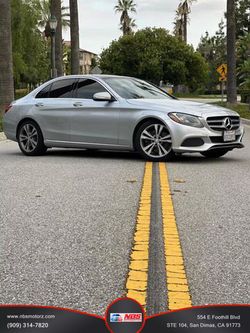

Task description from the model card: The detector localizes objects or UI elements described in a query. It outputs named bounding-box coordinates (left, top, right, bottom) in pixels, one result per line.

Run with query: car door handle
left=35, top=103, right=44, bottom=107
left=73, top=102, right=83, bottom=107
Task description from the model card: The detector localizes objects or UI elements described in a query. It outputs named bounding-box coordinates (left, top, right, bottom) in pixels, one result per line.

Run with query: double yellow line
left=126, top=162, right=192, bottom=311
left=126, top=162, right=152, bottom=306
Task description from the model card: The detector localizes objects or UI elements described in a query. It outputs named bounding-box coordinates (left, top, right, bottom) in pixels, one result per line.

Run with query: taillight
left=4, top=104, right=12, bottom=113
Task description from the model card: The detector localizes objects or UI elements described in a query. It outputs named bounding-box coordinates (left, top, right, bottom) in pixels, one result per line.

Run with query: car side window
left=35, top=84, right=52, bottom=98
left=75, top=79, right=107, bottom=99
left=49, top=79, right=76, bottom=98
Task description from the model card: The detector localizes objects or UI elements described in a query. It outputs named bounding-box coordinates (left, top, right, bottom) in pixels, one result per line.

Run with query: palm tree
left=114, top=0, right=137, bottom=36
left=51, top=0, right=63, bottom=76
left=173, top=10, right=184, bottom=40
left=227, top=0, right=237, bottom=104
left=125, top=17, right=137, bottom=35
left=175, top=0, right=196, bottom=43
left=0, top=0, right=14, bottom=115
left=70, top=0, right=80, bottom=74
left=36, top=0, right=70, bottom=31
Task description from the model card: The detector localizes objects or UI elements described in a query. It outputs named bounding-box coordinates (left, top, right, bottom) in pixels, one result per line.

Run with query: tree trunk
left=183, top=13, right=187, bottom=43
left=51, top=0, right=63, bottom=76
left=227, top=0, right=237, bottom=104
left=70, top=0, right=80, bottom=74
left=0, top=0, right=14, bottom=116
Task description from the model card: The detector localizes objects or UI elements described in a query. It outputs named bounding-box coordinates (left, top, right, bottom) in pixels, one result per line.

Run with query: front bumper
left=166, top=121, right=245, bottom=153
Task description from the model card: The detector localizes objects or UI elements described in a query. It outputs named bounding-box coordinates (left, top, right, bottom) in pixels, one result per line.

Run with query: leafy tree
left=11, top=0, right=50, bottom=87
left=34, top=0, right=70, bottom=77
left=239, top=59, right=250, bottom=90
left=237, top=32, right=250, bottom=66
left=100, top=28, right=208, bottom=91
left=114, top=0, right=137, bottom=36
left=197, top=21, right=226, bottom=89
left=0, top=0, right=14, bottom=115
left=197, top=0, right=249, bottom=94
left=235, top=0, right=250, bottom=37
left=237, top=32, right=250, bottom=103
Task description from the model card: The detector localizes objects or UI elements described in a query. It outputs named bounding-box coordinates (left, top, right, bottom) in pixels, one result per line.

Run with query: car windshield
left=103, top=77, right=172, bottom=99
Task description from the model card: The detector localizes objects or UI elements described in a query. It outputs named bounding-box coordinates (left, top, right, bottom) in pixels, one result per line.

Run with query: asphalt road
left=0, top=125, right=249, bottom=315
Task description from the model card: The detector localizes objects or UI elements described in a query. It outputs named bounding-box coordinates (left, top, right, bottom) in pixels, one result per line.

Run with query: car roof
left=51, top=74, right=136, bottom=80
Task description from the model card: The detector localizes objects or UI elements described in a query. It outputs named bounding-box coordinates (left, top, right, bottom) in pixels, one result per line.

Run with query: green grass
left=212, top=102, right=250, bottom=120
left=0, top=116, right=2, bottom=132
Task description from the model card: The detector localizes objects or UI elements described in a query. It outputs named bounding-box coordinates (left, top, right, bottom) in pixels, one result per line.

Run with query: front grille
left=206, top=116, right=240, bottom=132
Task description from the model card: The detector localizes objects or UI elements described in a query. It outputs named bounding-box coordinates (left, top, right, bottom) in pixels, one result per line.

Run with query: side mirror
left=93, top=92, right=113, bottom=102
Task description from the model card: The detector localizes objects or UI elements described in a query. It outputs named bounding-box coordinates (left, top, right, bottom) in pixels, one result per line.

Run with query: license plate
left=223, top=130, right=236, bottom=142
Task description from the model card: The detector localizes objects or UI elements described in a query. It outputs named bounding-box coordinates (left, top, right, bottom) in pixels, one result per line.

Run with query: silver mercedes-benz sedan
left=3, top=75, right=244, bottom=161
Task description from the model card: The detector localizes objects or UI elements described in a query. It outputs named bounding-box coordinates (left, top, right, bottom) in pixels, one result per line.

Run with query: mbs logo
left=110, top=313, right=143, bottom=323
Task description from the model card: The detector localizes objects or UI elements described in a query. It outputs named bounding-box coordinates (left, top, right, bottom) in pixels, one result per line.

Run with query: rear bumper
left=3, top=117, right=17, bottom=142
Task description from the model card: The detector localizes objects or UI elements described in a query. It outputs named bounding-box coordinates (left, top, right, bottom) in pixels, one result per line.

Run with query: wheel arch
left=16, top=118, right=43, bottom=140
left=132, top=117, right=169, bottom=150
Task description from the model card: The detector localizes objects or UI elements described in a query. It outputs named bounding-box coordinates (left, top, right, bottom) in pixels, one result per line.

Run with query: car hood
left=127, top=99, right=239, bottom=117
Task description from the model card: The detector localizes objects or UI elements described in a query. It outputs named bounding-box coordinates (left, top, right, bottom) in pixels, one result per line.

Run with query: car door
left=34, top=78, right=76, bottom=142
left=70, top=79, right=119, bottom=145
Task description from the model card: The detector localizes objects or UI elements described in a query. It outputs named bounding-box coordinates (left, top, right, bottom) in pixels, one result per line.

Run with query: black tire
left=134, top=120, right=175, bottom=162
left=17, top=120, right=47, bottom=156
left=200, top=149, right=229, bottom=158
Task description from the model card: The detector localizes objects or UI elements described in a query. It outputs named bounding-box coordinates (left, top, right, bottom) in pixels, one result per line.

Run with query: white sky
left=62, top=0, right=227, bottom=54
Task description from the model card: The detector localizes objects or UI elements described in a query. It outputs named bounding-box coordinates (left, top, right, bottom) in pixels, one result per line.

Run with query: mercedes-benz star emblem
left=223, top=117, right=233, bottom=130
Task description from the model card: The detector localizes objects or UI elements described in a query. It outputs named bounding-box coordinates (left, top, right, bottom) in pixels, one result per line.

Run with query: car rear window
left=36, top=84, right=51, bottom=98
left=49, top=79, right=76, bottom=98
left=35, top=79, right=76, bottom=99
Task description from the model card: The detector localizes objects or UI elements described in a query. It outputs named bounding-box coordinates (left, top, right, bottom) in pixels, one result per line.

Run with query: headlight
left=168, top=112, right=204, bottom=128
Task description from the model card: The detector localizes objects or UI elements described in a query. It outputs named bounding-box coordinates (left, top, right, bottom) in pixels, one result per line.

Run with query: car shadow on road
left=168, top=153, right=244, bottom=164
left=45, top=148, right=145, bottom=162
left=5, top=147, right=244, bottom=164
left=45, top=149, right=243, bottom=164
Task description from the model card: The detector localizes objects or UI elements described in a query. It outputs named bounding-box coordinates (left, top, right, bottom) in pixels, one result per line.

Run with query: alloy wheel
left=140, top=124, right=172, bottom=158
left=19, top=124, right=38, bottom=153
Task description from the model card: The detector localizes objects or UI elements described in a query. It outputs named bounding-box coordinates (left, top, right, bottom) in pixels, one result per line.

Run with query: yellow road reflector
left=159, top=163, right=192, bottom=311
left=126, top=162, right=153, bottom=308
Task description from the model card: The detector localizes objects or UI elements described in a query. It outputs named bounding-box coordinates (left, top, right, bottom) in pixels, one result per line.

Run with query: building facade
left=63, top=41, right=97, bottom=75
